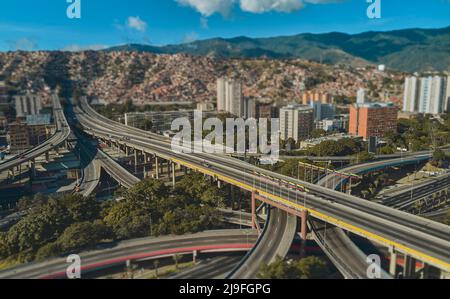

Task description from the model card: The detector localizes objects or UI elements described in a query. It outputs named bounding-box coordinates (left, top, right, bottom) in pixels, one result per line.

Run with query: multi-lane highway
left=0, top=230, right=257, bottom=279
left=313, top=156, right=449, bottom=278
left=228, top=208, right=297, bottom=279
left=377, top=172, right=450, bottom=211
left=0, top=95, right=71, bottom=174
left=75, top=97, right=450, bottom=273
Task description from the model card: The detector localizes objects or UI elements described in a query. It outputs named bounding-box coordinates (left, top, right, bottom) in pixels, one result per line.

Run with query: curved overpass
left=312, top=154, right=449, bottom=278
left=76, top=98, right=450, bottom=273
left=0, top=95, right=71, bottom=173
left=0, top=230, right=257, bottom=279
left=228, top=208, right=297, bottom=279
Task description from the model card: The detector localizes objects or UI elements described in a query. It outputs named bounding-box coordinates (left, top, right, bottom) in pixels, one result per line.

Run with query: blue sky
left=0, top=0, right=449, bottom=51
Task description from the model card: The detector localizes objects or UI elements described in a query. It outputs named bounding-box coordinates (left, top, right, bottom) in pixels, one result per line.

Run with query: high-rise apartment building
left=245, top=98, right=257, bottom=119
left=310, top=101, right=336, bottom=122
left=403, top=75, right=447, bottom=114
left=445, top=76, right=450, bottom=113
left=280, top=105, right=314, bottom=142
left=217, top=78, right=226, bottom=112
left=0, top=78, right=7, bottom=106
left=418, top=76, right=446, bottom=114
left=217, top=78, right=245, bottom=118
left=403, top=76, right=420, bottom=113
left=357, top=88, right=367, bottom=105
left=349, top=103, right=398, bottom=140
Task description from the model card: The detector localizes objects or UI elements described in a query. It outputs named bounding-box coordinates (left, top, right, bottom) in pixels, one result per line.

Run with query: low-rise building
left=26, top=114, right=54, bottom=146
left=316, top=115, right=348, bottom=132
left=302, top=91, right=334, bottom=105
left=14, top=94, right=43, bottom=118
left=7, top=122, right=30, bottom=153
left=125, top=110, right=217, bottom=132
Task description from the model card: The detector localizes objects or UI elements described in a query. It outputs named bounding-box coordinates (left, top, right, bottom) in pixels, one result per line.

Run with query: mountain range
left=107, top=26, right=450, bottom=73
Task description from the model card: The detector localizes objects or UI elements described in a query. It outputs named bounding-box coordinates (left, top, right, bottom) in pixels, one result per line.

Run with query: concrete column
left=171, top=162, right=176, bottom=187
left=300, top=210, right=309, bottom=241
left=143, top=153, right=150, bottom=178
left=45, top=151, right=50, bottom=162
left=404, top=256, right=417, bottom=278
left=155, top=156, right=160, bottom=179
left=347, top=178, right=353, bottom=195
left=251, top=191, right=257, bottom=230
left=217, top=180, right=222, bottom=189
left=421, top=264, right=430, bottom=279
left=193, top=250, right=198, bottom=264
left=29, top=159, right=36, bottom=180
left=389, top=247, right=398, bottom=277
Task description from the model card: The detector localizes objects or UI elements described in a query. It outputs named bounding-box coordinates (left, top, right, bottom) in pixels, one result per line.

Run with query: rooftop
left=26, top=114, right=51, bottom=126
left=355, top=102, right=397, bottom=109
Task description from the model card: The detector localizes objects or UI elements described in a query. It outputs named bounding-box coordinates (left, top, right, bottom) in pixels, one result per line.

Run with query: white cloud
left=176, top=0, right=235, bottom=16
left=62, top=44, right=108, bottom=52
left=126, top=16, right=148, bottom=32
left=176, top=0, right=343, bottom=16
left=183, top=32, right=199, bottom=43
left=240, top=0, right=304, bottom=13
left=7, top=37, right=38, bottom=51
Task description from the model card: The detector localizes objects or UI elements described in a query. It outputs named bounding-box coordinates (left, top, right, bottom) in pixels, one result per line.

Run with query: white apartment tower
left=445, top=76, right=450, bottom=113
left=403, top=76, right=420, bottom=113
left=217, top=78, right=227, bottom=112
left=357, top=88, right=366, bottom=105
left=419, top=76, right=445, bottom=114
left=217, top=77, right=245, bottom=118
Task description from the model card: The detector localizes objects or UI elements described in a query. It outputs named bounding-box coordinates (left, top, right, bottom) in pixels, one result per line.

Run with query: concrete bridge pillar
left=404, top=256, right=417, bottom=278
left=193, top=250, right=198, bottom=264
left=171, top=162, right=176, bottom=187
left=389, top=247, right=398, bottom=277
left=155, top=156, right=160, bottom=179
left=300, top=210, right=309, bottom=241
left=134, top=149, right=141, bottom=175
left=29, top=159, right=36, bottom=180
left=251, top=191, right=257, bottom=230
left=347, top=178, right=353, bottom=195
left=45, top=151, right=50, bottom=162
left=143, top=153, right=150, bottom=178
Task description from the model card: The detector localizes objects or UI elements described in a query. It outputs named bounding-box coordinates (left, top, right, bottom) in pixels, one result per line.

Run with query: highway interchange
left=74, top=97, right=450, bottom=273
left=0, top=96, right=449, bottom=279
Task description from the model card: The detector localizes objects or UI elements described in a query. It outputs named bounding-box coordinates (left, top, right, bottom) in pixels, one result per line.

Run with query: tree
left=56, top=221, right=110, bottom=253
left=35, top=242, right=62, bottom=261
left=257, top=256, right=330, bottom=279
left=432, top=149, right=447, bottom=168
left=103, top=201, right=153, bottom=239
left=294, top=256, right=330, bottom=279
